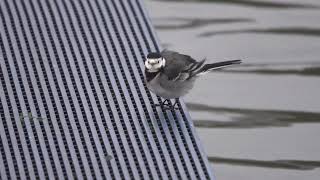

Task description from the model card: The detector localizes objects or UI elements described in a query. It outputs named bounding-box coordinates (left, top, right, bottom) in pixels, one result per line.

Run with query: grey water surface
left=145, top=0, right=320, bottom=179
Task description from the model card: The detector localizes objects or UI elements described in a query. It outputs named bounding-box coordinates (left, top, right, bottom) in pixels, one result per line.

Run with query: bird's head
left=145, top=52, right=166, bottom=72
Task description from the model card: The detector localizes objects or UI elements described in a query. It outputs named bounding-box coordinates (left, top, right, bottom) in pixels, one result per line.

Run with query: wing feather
left=161, top=50, right=205, bottom=81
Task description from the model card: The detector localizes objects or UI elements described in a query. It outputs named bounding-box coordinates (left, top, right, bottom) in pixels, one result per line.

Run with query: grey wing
left=161, top=50, right=205, bottom=81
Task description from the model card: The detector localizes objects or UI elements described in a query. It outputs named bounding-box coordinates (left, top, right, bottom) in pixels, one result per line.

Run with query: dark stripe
left=0, top=3, right=41, bottom=178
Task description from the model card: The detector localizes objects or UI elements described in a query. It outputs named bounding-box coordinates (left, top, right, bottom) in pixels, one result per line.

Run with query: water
left=144, top=0, right=320, bottom=179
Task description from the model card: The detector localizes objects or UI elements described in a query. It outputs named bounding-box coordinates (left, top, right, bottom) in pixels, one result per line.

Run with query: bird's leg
left=164, top=98, right=179, bottom=110
left=171, top=98, right=179, bottom=110
left=155, top=99, right=179, bottom=110
left=162, top=99, right=170, bottom=106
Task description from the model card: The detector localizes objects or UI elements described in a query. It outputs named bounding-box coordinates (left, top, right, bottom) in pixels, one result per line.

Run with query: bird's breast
left=146, top=73, right=195, bottom=99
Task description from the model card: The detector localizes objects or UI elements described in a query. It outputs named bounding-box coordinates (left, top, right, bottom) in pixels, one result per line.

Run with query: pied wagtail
left=144, top=50, right=241, bottom=109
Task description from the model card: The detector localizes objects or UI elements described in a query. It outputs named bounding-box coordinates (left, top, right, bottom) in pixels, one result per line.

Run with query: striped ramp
left=0, top=0, right=214, bottom=179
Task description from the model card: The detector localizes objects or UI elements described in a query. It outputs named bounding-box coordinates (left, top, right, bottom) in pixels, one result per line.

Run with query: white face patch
left=145, top=57, right=166, bottom=72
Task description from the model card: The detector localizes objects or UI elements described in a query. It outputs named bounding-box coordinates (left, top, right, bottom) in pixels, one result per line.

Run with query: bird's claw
left=154, top=99, right=179, bottom=110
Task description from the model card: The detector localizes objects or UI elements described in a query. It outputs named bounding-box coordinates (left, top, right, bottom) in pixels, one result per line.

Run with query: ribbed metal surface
left=0, top=0, right=214, bottom=179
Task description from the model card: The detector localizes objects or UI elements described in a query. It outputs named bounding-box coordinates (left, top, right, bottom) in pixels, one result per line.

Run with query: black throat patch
left=145, top=69, right=161, bottom=82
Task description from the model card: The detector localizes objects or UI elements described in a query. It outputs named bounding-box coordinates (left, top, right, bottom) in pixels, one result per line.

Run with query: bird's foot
left=155, top=99, right=179, bottom=110
left=155, top=99, right=170, bottom=108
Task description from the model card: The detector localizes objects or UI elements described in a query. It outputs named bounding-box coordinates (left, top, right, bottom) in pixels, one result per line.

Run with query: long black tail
left=196, top=59, right=241, bottom=75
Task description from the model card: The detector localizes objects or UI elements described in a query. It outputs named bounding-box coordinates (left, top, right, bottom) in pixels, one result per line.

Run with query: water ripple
left=220, top=67, right=320, bottom=76
left=199, top=27, right=320, bottom=37
left=187, top=103, right=320, bottom=128
left=208, top=156, right=320, bottom=170
left=156, top=0, right=319, bottom=9
left=154, top=17, right=254, bottom=30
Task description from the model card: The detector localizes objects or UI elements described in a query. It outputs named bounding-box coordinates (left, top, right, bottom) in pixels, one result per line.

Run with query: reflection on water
left=156, top=0, right=319, bottom=9
left=187, top=103, right=320, bottom=128
left=216, top=62, right=320, bottom=76
left=221, top=66, right=320, bottom=76
left=208, top=156, right=320, bottom=170
left=154, top=17, right=254, bottom=30
left=199, top=28, right=320, bottom=37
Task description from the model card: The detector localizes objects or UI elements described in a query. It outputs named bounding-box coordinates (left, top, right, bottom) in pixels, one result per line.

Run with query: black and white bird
left=144, top=50, right=241, bottom=109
